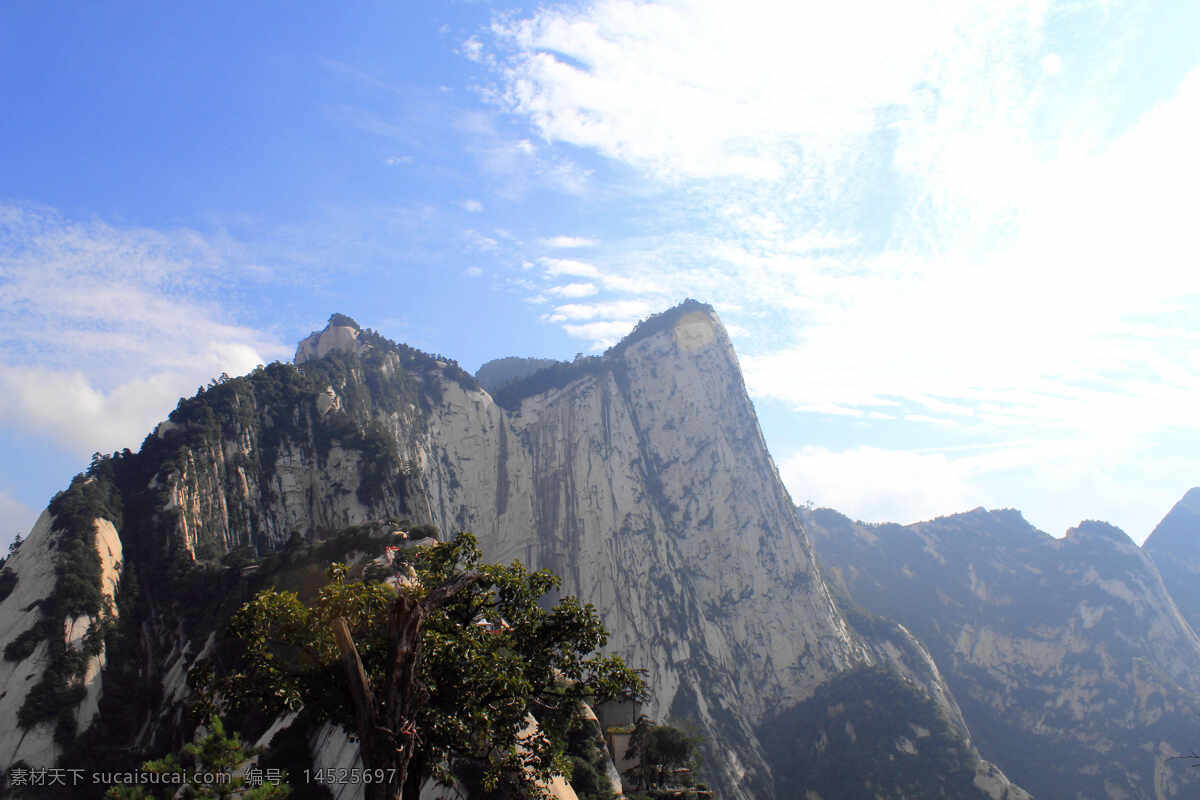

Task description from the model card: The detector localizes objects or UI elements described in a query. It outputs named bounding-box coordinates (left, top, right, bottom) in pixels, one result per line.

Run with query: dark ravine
left=0, top=302, right=1030, bottom=799
left=806, top=504, right=1200, bottom=799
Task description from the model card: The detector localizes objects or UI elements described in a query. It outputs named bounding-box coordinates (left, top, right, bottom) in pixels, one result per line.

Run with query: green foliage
left=625, top=717, right=703, bottom=793
left=203, top=531, right=643, bottom=798
left=327, top=313, right=361, bottom=331
left=567, top=756, right=612, bottom=800
left=643, top=725, right=695, bottom=771
left=357, top=418, right=402, bottom=506
left=4, top=624, right=42, bottom=661
left=562, top=708, right=616, bottom=800
left=103, top=716, right=291, bottom=799
left=492, top=358, right=605, bottom=411
left=604, top=299, right=713, bottom=358
left=209, top=561, right=396, bottom=721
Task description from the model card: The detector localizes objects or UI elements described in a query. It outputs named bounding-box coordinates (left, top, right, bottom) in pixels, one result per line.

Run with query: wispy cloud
left=544, top=300, right=655, bottom=322
left=0, top=205, right=288, bottom=457
left=539, top=257, right=601, bottom=279
left=476, top=1, right=1200, bottom=536
left=541, top=235, right=597, bottom=249
left=478, top=1, right=1200, bottom=435
left=562, top=320, right=641, bottom=347
left=546, top=282, right=598, bottom=298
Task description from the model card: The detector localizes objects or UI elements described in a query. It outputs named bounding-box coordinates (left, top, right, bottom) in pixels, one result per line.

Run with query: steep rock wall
left=0, top=510, right=60, bottom=766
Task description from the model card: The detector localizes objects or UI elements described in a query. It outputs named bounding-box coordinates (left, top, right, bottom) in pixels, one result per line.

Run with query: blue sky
left=2, top=0, right=1198, bottom=550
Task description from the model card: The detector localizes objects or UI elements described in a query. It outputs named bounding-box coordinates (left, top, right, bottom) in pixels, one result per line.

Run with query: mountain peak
left=295, top=313, right=363, bottom=364
left=605, top=298, right=718, bottom=356
left=490, top=299, right=726, bottom=411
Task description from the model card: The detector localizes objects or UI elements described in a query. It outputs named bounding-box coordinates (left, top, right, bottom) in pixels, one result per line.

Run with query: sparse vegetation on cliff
left=13, top=461, right=122, bottom=746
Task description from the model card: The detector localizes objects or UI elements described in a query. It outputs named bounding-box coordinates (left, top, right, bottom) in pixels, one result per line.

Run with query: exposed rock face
left=371, top=302, right=875, bottom=796
left=807, top=506, right=1200, bottom=799
left=0, top=510, right=61, bottom=767
left=0, top=302, right=1026, bottom=799
left=1143, top=487, right=1200, bottom=632
left=72, top=519, right=123, bottom=736
left=295, top=321, right=361, bottom=364
left=0, top=511, right=123, bottom=767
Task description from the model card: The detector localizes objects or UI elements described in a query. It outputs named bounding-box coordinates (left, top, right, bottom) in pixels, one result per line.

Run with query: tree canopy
left=103, top=716, right=290, bottom=800
left=198, top=531, right=643, bottom=800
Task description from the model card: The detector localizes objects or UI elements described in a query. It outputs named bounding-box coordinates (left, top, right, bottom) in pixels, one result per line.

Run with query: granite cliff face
left=0, top=303, right=1028, bottom=799
left=806, top=506, right=1200, bottom=799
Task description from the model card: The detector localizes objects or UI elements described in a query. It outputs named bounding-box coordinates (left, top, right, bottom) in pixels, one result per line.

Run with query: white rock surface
left=74, top=518, right=123, bottom=734
left=295, top=325, right=360, bottom=364
left=309, top=723, right=365, bottom=800
left=0, top=510, right=59, bottom=767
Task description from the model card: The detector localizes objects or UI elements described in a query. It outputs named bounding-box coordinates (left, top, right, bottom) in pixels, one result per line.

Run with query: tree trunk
left=333, top=615, right=405, bottom=800
left=385, top=593, right=424, bottom=800
left=332, top=573, right=482, bottom=800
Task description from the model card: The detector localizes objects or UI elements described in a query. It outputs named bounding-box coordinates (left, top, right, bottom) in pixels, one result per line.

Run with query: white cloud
left=461, top=199, right=484, bottom=213
left=465, top=266, right=484, bottom=277
left=0, top=205, right=287, bottom=456
left=547, top=300, right=654, bottom=322
left=462, top=36, right=484, bottom=63
left=780, top=446, right=985, bottom=525
left=539, top=257, right=601, bottom=278
left=465, top=132, right=592, bottom=197
left=489, top=0, right=1052, bottom=182
left=541, top=235, right=598, bottom=248
left=546, top=282, right=598, bottom=298
left=463, top=229, right=499, bottom=251
left=562, top=320, right=641, bottom=348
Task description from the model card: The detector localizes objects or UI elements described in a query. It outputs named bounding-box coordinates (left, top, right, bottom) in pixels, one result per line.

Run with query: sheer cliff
left=0, top=303, right=1027, bottom=799
left=807, top=506, right=1200, bottom=799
